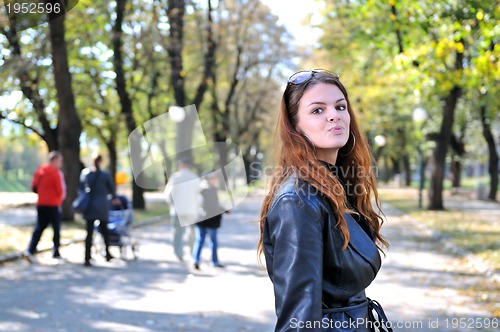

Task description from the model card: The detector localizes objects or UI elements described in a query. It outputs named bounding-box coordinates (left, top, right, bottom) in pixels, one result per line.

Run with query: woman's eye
left=312, top=108, right=324, bottom=114
left=336, top=104, right=347, bottom=111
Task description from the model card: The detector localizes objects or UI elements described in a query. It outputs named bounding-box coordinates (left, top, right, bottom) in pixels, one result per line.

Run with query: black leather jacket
left=263, top=174, right=382, bottom=331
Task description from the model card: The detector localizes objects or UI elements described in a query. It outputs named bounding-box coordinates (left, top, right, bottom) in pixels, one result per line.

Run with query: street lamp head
left=412, top=107, right=428, bottom=123
left=168, top=106, right=186, bottom=123
left=374, top=135, right=387, bottom=147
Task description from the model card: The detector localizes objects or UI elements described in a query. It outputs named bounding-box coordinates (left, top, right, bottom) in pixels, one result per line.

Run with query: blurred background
left=1, top=0, right=498, bottom=248
left=0, top=0, right=499, bottom=328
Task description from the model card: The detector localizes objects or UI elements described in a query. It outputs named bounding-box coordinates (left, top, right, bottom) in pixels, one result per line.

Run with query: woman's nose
left=327, top=109, right=341, bottom=122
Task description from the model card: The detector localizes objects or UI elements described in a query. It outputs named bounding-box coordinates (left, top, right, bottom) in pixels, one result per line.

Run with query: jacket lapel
left=344, top=213, right=382, bottom=275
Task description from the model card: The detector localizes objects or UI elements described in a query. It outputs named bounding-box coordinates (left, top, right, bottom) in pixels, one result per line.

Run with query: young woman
left=259, top=70, right=392, bottom=331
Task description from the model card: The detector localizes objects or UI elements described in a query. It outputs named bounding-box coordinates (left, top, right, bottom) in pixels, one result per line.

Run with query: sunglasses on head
left=287, top=69, right=340, bottom=85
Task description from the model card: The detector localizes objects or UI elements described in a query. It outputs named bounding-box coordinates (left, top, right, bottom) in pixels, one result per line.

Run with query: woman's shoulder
left=268, top=175, right=324, bottom=216
left=273, top=174, right=323, bottom=198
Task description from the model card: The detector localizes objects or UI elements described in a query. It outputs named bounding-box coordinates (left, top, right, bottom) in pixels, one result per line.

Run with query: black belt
left=322, top=299, right=369, bottom=313
left=321, top=298, right=393, bottom=332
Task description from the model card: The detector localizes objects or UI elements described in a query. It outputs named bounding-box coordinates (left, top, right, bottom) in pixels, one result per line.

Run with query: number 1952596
left=444, top=317, right=498, bottom=329
left=5, top=2, right=62, bottom=15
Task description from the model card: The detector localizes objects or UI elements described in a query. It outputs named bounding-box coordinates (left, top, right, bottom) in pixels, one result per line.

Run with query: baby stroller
left=94, top=195, right=138, bottom=260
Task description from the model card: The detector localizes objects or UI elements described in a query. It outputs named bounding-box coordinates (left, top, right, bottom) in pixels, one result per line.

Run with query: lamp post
left=374, top=135, right=387, bottom=181
left=412, top=107, right=428, bottom=208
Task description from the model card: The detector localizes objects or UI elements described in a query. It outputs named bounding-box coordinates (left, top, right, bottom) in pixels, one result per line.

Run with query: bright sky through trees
left=261, top=0, right=322, bottom=47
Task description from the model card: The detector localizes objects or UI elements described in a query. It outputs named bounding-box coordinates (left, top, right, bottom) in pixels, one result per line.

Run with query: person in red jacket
left=23, top=151, right=66, bottom=262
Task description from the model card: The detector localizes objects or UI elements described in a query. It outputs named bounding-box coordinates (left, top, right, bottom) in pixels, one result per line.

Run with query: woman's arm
left=266, top=193, right=324, bottom=331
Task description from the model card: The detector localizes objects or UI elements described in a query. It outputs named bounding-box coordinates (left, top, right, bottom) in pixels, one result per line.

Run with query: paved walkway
left=368, top=204, right=497, bottom=331
left=0, top=192, right=37, bottom=226
left=0, top=191, right=498, bottom=331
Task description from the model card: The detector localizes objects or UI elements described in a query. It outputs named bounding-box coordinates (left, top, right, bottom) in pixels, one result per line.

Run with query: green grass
left=378, top=187, right=499, bottom=270
left=0, top=178, right=31, bottom=192
left=407, top=176, right=497, bottom=191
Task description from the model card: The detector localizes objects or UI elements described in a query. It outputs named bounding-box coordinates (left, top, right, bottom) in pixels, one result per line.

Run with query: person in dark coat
left=191, top=171, right=230, bottom=270
left=80, top=154, right=120, bottom=267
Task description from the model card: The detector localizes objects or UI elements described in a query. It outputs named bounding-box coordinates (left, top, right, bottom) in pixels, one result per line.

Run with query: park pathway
left=367, top=204, right=497, bottom=331
left=0, top=192, right=497, bottom=331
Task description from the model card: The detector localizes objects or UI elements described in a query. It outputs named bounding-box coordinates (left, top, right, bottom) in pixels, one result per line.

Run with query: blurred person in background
left=80, top=154, right=120, bottom=267
left=164, top=157, right=200, bottom=262
left=24, top=151, right=65, bottom=262
left=192, top=170, right=230, bottom=270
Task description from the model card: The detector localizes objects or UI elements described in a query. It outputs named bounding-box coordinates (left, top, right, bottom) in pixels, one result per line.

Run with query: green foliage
left=0, top=133, right=45, bottom=191
left=379, top=187, right=500, bottom=271
left=315, top=0, right=499, bottom=177
left=0, top=0, right=298, bottom=185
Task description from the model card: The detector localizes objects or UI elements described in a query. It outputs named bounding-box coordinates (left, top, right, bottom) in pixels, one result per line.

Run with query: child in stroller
left=94, top=195, right=138, bottom=260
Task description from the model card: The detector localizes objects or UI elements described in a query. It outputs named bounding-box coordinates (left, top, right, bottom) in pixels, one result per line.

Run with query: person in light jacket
left=164, top=157, right=200, bottom=261
left=259, top=70, right=392, bottom=331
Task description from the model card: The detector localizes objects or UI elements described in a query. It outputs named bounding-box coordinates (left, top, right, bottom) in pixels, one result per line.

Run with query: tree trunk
left=167, top=0, right=216, bottom=163
left=403, top=154, right=411, bottom=186
left=379, top=155, right=390, bottom=183
left=428, top=86, right=461, bottom=210
left=113, top=0, right=145, bottom=208
left=166, top=0, right=186, bottom=107
left=211, top=81, right=230, bottom=168
left=106, top=139, right=118, bottom=185
left=449, top=131, right=466, bottom=193
left=450, top=157, right=462, bottom=193
left=48, top=8, right=81, bottom=221
left=390, top=155, right=400, bottom=174
left=397, top=128, right=411, bottom=186
left=174, top=106, right=197, bottom=163
left=428, top=47, right=463, bottom=210
left=166, top=0, right=192, bottom=163
left=480, top=105, right=499, bottom=201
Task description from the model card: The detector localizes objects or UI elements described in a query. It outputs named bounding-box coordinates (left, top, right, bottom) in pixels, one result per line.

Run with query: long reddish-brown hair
left=258, top=71, right=388, bottom=255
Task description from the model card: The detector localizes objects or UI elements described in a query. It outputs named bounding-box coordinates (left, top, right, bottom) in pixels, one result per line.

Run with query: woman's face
left=295, top=82, right=351, bottom=164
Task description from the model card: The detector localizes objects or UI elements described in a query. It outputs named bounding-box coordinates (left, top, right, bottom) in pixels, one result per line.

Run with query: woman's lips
left=328, top=126, right=344, bottom=134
